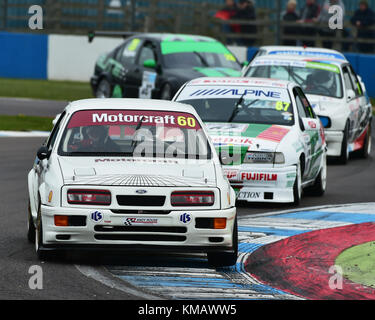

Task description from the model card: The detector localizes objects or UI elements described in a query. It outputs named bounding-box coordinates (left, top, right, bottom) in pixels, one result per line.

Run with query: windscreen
left=176, top=85, right=294, bottom=126
left=161, top=41, right=241, bottom=70
left=58, top=109, right=211, bottom=159
left=245, top=60, right=343, bottom=98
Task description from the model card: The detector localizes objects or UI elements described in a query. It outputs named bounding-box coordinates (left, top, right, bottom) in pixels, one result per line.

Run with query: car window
left=342, top=66, right=356, bottom=94
left=177, top=85, right=295, bottom=126
left=119, top=38, right=142, bottom=65
left=293, top=89, right=309, bottom=119
left=295, top=87, right=315, bottom=119
left=58, top=109, right=211, bottom=160
left=137, top=44, right=156, bottom=67
left=347, top=65, right=363, bottom=96
left=47, top=111, right=66, bottom=151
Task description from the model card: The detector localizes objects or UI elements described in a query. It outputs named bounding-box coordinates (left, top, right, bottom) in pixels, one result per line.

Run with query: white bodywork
left=28, top=99, right=236, bottom=255
left=242, top=55, right=372, bottom=158
left=173, top=77, right=327, bottom=203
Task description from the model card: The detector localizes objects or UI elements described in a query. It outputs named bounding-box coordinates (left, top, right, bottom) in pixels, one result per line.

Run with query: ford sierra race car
left=173, top=77, right=327, bottom=204
left=89, top=32, right=242, bottom=100
left=27, top=98, right=237, bottom=267
left=243, top=56, right=372, bottom=164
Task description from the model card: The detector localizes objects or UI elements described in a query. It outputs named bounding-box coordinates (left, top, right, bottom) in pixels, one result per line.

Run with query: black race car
left=89, top=32, right=243, bottom=100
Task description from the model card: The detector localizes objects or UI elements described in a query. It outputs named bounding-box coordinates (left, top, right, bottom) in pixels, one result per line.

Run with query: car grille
left=116, top=195, right=166, bottom=207
left=94, top=234, right=186, bottom=242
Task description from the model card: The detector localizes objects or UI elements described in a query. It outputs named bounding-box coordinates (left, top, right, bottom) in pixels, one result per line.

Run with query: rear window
left=58, top=109, right=211, bottom=160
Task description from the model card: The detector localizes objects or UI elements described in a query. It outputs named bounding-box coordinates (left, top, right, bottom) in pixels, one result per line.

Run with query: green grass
left=0, top=114, right=53, bottom=132
left=0, top=78, right=93, bottom=101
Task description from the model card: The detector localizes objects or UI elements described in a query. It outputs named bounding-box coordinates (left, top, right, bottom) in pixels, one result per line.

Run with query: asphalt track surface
left=0, top=98, right=374, bottom=300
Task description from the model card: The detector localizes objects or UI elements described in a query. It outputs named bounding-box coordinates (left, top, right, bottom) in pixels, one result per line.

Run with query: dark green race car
left=90, top=32, right=242, bottom=100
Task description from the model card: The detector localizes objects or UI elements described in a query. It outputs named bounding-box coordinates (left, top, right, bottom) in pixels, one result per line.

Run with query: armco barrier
left=0, top=31, right=48, bottom=79
left=0, top=31, right=374, bottom=98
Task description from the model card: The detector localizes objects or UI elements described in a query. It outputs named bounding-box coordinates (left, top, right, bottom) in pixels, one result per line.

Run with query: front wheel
left=160, top=83, right=172, bottom=100
left=207, top=217, right=238, bottom=268
left=27, top=199, right=35, bottom=243
left=292, top=162, right=302, bottom=205
left=95, top=78, right=112, bottom=98
left=337, top=124, right=349, bottom=164
left=305, top=153, right=327, bottom=197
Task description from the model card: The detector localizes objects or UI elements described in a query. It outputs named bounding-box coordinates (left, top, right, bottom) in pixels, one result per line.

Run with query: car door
left=34, top=112, right=66, bottom=203
left=294, top=87, right=323, bottom=181
left=342, top=65, right=362, bottom=143
left=114, top=37, right=144, bottom=98
left=125, top=40, right=159, bottom=99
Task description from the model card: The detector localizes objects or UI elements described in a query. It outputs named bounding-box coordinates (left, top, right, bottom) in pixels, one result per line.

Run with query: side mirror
left=143, top=59, right=156, bottom=69
left=37, top=146, right=50, bottom=160
left=347, top=89, right=356, bottom=101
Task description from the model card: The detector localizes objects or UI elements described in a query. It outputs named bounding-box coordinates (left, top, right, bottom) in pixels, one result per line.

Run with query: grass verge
left=0, top=114, right=53, bottom=132
left=0, top=78, right=93, bottom=101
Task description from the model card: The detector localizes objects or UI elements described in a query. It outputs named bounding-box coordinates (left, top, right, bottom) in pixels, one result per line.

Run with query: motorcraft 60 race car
left=27, top=99, right=237, bottom=266
left=173, top=77, right=327, bottom=204
left=243, top=56, right=372, bottom=164
left=90, top=32, right=242, bottom=100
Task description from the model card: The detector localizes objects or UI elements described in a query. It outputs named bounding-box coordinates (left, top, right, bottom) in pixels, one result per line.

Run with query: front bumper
left=224, top=165, right=297, bottom=203
left=325, top=130, right=344, bottom=157
left=39, top=205, right=236, bottom=253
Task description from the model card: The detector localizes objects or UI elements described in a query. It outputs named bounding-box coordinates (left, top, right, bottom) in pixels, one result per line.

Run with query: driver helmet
left=311, top=69, right=334, bottom=88
left=85, top=125, right=109, bottom=144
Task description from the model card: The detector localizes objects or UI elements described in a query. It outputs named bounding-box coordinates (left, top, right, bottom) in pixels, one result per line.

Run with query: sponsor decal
left=95, top=158, right=179, bottom=164
left=257, top=125, right=290, bottom=143
left=211, top=135, right=254, bottom=146
left=237, top=191, right=262, bottom=200
left=91, top=211, right=103, bottom=223
left=67, top=110, right=201, bottom=130
left=179, top=213, right=192, bottom=224
left=268, top=50, right=345, bottom=60
left=124, top=217, right=158, bottom=226
left=224, top=170, right=238, bottom=180
left=241, top=173, right=278, bottom=181
left=308, top=121, right=317, bottom=129
left=189, top=88, right=282, bottom=99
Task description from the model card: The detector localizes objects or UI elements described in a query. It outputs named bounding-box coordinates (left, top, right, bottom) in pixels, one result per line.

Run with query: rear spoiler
left=88, top=31, right=140, bottom=43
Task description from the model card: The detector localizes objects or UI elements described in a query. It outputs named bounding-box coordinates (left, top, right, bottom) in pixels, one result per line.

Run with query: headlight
left=67, top=189, right=111, bottom=205
left=171, top=191, right=214, bottom=207
left=243, top=152, right=285, bottom=164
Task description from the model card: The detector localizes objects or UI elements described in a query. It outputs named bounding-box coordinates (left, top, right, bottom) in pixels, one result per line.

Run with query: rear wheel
left=337, top=124, right=349, bottom=164
left=359, top=123, right=372, bottom=159
left=207, top=217, right=238, bottom=268
left=160, top=83, right=172, bottom=100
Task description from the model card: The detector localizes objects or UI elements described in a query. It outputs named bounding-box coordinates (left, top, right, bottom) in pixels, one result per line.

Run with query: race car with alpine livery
left=89, top=32, right=242, bottom=100
left=27, top=98, right=237, bottom=267
left=248, top=45, right=371, bottom=108
left=173, top=77, right=327, bottom=204
left=243, top=55, right=372, bottom=164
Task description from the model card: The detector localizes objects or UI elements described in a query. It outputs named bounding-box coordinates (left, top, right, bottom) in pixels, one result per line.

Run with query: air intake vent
left=116, top=195, right=166, bottom=207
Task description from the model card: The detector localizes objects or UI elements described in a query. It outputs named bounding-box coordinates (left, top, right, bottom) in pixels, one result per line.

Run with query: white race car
left=173, top=77, right=327, bottom=204
left=27, top=98, right=237, bottom=266
left=243, top=56, right=372, bottom=163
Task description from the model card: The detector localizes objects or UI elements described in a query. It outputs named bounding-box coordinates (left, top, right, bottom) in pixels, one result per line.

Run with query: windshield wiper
left=228, top=97, right=260, bottom=123
left=193, top=51, right=209, bottom=67
left=130, top=116, right=145, bottom=153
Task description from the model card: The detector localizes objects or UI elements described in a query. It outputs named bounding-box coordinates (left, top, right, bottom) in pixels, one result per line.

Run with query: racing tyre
left=359, top=123, right=372, bottom=159
left=207, top=217, right=238, bottom=268
left=337, top=123, right=349, bottom=165
left=306, top=153, right=327, bottom=197
left=160, top=83, right=172, bottom=100
left=27, top=199, right=35, bottom=243
left=95, top=78, right=112, bottom=98
left=293, top=162, right=302, bottom=205
left=35, top=199, right=52, bottom=261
